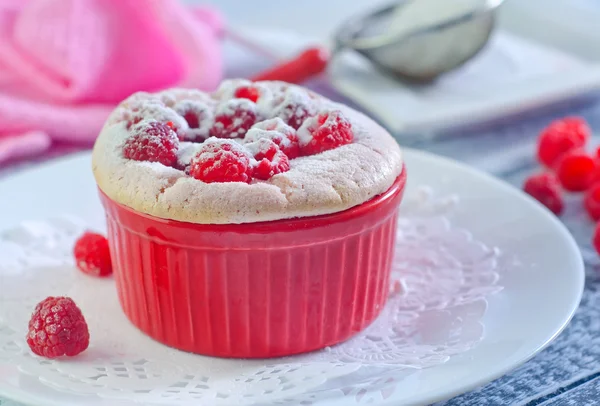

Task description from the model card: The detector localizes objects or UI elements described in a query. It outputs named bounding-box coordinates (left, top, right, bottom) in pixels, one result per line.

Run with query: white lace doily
left=0, top=187, right=504, bottom=405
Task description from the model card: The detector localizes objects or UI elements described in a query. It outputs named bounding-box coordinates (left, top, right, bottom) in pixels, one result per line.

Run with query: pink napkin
left=0, top=0, right=224, bottom=164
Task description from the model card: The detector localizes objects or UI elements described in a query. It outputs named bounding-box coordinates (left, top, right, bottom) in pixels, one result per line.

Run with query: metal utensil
left=251, top=0, right=505, bottom=84
left=334, top=0, right=504, bottom=82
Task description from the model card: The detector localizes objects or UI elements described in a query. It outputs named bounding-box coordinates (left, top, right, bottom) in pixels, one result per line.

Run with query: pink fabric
left=0, top=0, right=224, bottom=164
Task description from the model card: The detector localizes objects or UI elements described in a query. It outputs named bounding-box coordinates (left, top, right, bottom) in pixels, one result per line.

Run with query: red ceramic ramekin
left=99, top=167, right=406, bottom=358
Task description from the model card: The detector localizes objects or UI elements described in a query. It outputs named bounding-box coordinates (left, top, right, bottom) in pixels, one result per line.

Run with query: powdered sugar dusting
left=212, top=99, right=258, bottom=138
left=94, top=80, right=404, bottom=224
left=271, top=86, right=318, bottom=128
left=189, top=137, right=254, bottom=183
left=122, top=119, right=179, bottom=166
left=158, top=93, right=177, bottom=108
left=174, top=100, right=214, bottom=141
left=215, top=99, right=250, bottom=116
left=116, top=82, right=324, bottom=145
left=107, top=107, right=132, bottom=125
left=255, top=87, right=287, bottom=117
left=214, top=78, right=254, bottom=100
left=176, top=142, right=205, bottom=168
left=245, top=138, right=273, bottom=158
left=130, top=100, right=188, bottom=132
left=276, top=86, right=314, bottom=110
left=245, top=118, right=300, bottom=158
left=297, top=115, right=319, bottom=146
left=158, top=88, right=215, bottom=107
left=246, top=138, right=291, bottom=180
left=192, top=137, right=253, bottom=164
left=117, top=89, right=220, bottom=141
left=215, top=79, right=316, bottom=128
left=245, top=129, right=291, bottom=149
left=297, top=110, right=353, bottom=155
left=252, top=117, right=293, bottom=132
left=126, top=120, right=178, bottom=149
left=136, top=160, right=183, bottom=178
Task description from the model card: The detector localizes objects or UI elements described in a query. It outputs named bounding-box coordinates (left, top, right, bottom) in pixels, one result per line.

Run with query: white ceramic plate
left=0, top=150, right=584, bottom=406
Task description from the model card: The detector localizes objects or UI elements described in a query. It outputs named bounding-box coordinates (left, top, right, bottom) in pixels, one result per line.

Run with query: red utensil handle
left=251, top=46, right=330, bottom=84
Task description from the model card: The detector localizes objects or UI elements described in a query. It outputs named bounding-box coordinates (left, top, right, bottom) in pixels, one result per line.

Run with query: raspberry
left=245, top=118, right=300, bottom=159
left=189, top=138, right=253, bottom=183
left=214, top=79, right=251, bottom=98
left=210, top=99, right=258, bottom=139
left=246, top=138, right=290, bottom=180
left=73, top=232, right=112, bottom=277
left=523, top=173, right=564, bottom=215
left=298, top=110, right=354, bottom=155
left=184, top=112, right=200, bottom=129
left=173, top=100, right=214, bottom=141
left=126, top=100, right=188, bottom=136
left=26, top=296, right=90, bottom=358
left=584, top=184, right=600, bottom=221
left=234, top=86, right=260, bottom=103
left=123, top=120, right=179, bottom=166
left=555, top=150, right=596, bottom=192
left=537, top=117, right=590, bottom=167
left=272, top=88, right=317, bottom=129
